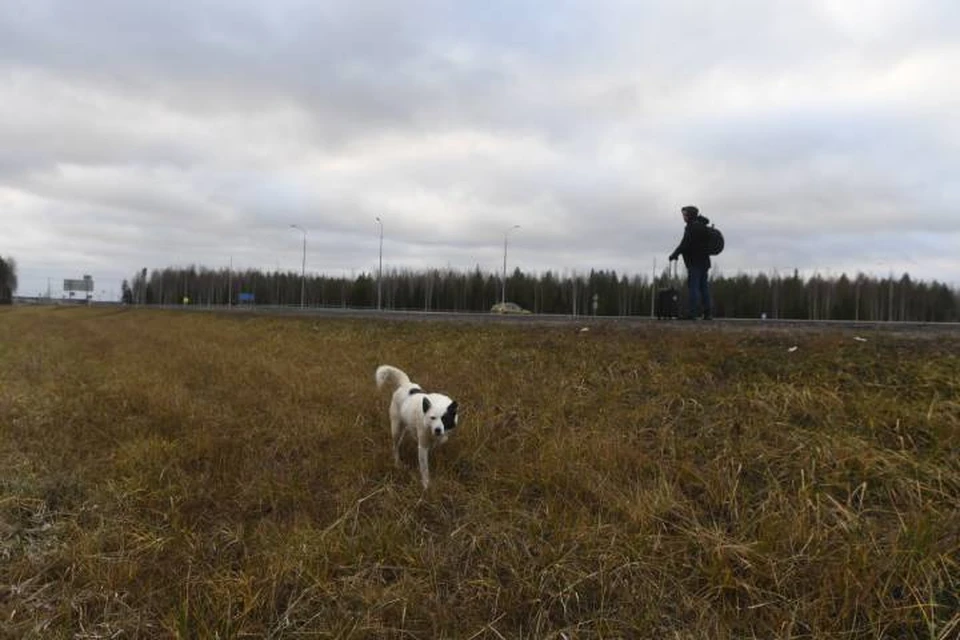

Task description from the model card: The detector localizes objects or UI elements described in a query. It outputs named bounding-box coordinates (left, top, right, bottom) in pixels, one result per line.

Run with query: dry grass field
left=1, top=306, right=958, bottom=638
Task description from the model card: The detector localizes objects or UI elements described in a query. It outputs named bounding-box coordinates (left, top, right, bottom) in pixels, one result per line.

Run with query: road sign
left=64, top=275, right=94, bottom=292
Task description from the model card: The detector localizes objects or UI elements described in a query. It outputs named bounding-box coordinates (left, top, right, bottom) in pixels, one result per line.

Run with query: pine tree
left=0, top=256, right=17, bottom=304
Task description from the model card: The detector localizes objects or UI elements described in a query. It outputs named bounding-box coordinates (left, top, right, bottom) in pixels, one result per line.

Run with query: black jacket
left=670, top=215, right=712, bottom=270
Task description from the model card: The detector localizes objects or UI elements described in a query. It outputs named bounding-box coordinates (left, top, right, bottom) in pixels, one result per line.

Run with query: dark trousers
left=687, top=266, right=712, bottom=318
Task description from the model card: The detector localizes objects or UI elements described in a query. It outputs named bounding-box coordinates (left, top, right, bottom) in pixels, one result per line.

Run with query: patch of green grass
left=1, top=307, right=958, bottom=638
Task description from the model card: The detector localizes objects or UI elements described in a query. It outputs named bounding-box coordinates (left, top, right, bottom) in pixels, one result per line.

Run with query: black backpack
left=706, top=223, right=725, bottom=255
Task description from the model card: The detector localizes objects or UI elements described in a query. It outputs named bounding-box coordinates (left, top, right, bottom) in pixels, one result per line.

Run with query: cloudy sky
left=2, top=0, right=958, bottom=298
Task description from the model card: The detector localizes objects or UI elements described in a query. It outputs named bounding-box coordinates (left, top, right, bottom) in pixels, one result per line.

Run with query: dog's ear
left=422, top=396, right=432, bottom=413
left=448, top=401, right=458, bottom=415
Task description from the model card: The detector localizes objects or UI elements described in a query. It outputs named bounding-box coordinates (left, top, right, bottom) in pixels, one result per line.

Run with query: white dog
left=375, top=364, right=459, bottom=488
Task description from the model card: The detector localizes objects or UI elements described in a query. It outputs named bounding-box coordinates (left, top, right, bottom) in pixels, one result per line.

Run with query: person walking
left=669, top=205, right=713, bottom=320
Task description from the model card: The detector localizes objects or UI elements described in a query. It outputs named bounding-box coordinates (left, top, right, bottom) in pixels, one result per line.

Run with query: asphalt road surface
left=54, top=301, right=959, bottom=335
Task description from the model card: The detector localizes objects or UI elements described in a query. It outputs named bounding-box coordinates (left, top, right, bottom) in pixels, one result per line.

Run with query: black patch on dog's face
left=441, top=401, right=458, bottom=431
left=408, top=387, right=423, bottom=396
left=422, top=396, right=432, bottom=413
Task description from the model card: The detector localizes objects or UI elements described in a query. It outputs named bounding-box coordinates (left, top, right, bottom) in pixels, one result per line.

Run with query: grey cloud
left=2, top=0, right=959, bottom=298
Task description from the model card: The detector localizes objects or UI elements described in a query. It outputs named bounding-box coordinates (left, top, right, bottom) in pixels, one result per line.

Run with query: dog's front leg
left=417, top=445, right=431, bottom=489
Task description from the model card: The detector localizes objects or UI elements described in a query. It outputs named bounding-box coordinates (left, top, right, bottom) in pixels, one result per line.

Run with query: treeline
left=123, top=265, right=960, bottom=322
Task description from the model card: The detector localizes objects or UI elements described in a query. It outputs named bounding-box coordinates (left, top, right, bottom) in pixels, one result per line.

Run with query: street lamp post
left=375, top=217, right=383, bottom=310
left=290, top=224, right=306, bottom=308
left=502, top=224, right=521, bottom=305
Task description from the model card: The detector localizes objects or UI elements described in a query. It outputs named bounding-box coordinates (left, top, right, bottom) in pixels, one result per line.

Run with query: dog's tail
left=375, top=365, right=410, bottom=390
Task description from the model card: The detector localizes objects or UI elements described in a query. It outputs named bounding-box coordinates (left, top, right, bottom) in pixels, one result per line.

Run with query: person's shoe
left=702, top=314, right=713, bottom=321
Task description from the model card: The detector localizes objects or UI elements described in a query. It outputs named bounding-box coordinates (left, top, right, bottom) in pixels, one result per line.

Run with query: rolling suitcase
left=656, top=261, right=682, bottom=319
left=657, top=287, right=680, bottom=319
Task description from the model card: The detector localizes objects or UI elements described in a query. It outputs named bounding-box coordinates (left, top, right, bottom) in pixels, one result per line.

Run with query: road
left=53, top=301, right=958, bottom=335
